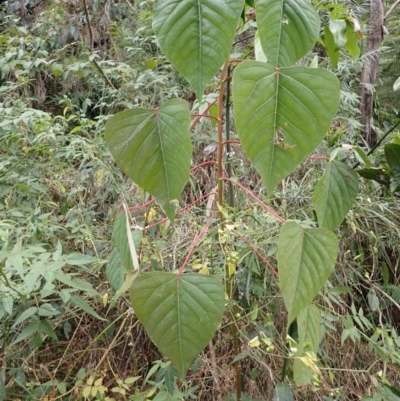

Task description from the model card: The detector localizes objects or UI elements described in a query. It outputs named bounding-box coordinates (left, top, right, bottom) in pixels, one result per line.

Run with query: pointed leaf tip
left=131, top=272, right=225, bottom=377
left=153, top=0, right=244, bottom=99
left=277, top=221, right=338, bottom=323
left=233, top=62, right=340, bottom=193
left=105, top=100, right=192, bottom=222
left=255, top=0, right=320, bottom=67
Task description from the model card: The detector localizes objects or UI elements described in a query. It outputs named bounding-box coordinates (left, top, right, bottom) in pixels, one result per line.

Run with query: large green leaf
left=153, top=0, right=244, bottom=100
left=255, top=0, right=320, bottom=67
left=312, top=160, right=359, bottom=230
left=105, top=100, right=192, bottom=222
left=277, top=221, right=338, bottom=323
left=293, top=305, right=321, bottom=386
left=385, top=143, right=400, bottom=192
left=232, top=62, right=340, bottom=192
left=130, top=272, right=225, bottom=377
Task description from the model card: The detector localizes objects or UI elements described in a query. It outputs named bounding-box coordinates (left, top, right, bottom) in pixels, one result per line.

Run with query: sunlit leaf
left=233, top=62, right=340, bottom=192
left=328, top=19, right=347, bottom=50
left=130, top=272, right=225, bottom=377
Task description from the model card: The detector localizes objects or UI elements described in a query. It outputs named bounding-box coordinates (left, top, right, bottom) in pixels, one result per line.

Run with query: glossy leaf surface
left=130, top=272, right=225, bottom=377
left=255, top=0, right=320, bottom=67
left=277, top=221, right=338, bottom=323
left=233, top=62, right=340, bottom=192
left=153, top=0, right=244, bottom=99
left=105, top=100, right=191, bottom=222
left=312, top=160, right=359, bottom=230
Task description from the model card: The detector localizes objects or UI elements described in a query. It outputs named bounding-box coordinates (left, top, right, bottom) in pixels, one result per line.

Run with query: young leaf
left=130, top=272, right=225, bottom=377
left=232, top=62, right=340, bottom=193
left=152, top=0, right=244, bottom=100
left=294, top=305, right=321, bottom=386
left=277, top=221, right=338, bottom=324
left=345, top=21, right=360, bottom=61
left=328, top=19, right=347, bottom=50
left=312, top=160, right=359, bottom=230
left=105, top=100, right=192, bottom=222
left=255, top=0, right=320, bottom=67
left=324, top=25, right=339, bottom=68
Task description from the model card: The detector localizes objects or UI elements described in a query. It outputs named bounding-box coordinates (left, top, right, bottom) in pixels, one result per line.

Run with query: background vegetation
left=1, top=0, right=400, bottom=400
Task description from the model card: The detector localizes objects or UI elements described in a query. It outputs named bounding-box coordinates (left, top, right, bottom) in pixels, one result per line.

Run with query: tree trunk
left=359, top=0, right=384, bottom=147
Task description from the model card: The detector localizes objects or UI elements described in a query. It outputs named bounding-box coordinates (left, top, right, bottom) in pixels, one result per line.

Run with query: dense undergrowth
left=1, top=0, right=400, bottom=400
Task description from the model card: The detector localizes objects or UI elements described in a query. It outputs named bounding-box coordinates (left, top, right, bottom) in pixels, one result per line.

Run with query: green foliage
left=255, top=0, right=320, bottom=67
left=152, top=0, right=245, bottom=100
left=385, top=143, right=400, bottom=192
left=130, top=272, right=225, bottom=377
left=3, top=0, right=400, bottom=399
left=312, top=160, right=359, bottom=230
left=277, top=222, right=338, bottom=323
left=293, top=305, right=321, bottom=386
left=105, top=100, right=192, bottom=221
left=232, top=63, right=340, bottom=192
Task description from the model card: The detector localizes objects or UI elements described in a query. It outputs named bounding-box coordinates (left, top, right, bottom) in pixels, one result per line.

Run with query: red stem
left=233, top=230, right=278, bottom=278
left=190, top=100, right=217, bottom=131
left=178, top=210, right=219, bottom=274
left=222, top=140, right=241, bottom=145
left=307, top=156, right=329, bottom=161
left=191, top=113, right=219, bottom=122
left=221, top=177, right=286, bottom=223
left=127, top=198, right=155, bottom=211
left=190, top=161, right=217, bottom=172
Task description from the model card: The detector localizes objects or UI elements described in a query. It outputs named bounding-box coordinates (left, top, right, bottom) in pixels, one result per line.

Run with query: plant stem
left=217, top=58, right=230, bottom=209
left=221, top=177, right=286, bottom=223
left=225, top=64, right=235, bottom=209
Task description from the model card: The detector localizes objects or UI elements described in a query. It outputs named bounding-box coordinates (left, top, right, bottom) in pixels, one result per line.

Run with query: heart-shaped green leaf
left=277, top=221, right=338, bottom=324
left=255, top=0, right=320, bottom=67
left=130, top=272, right=225, bottom=377
left=105, top=100, right=191, bottom=222
left=312, top=160, right=359, bottom=231
left=232, top=62, right=340, bottom=192
left=153, top=0, right=244, bottom=100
